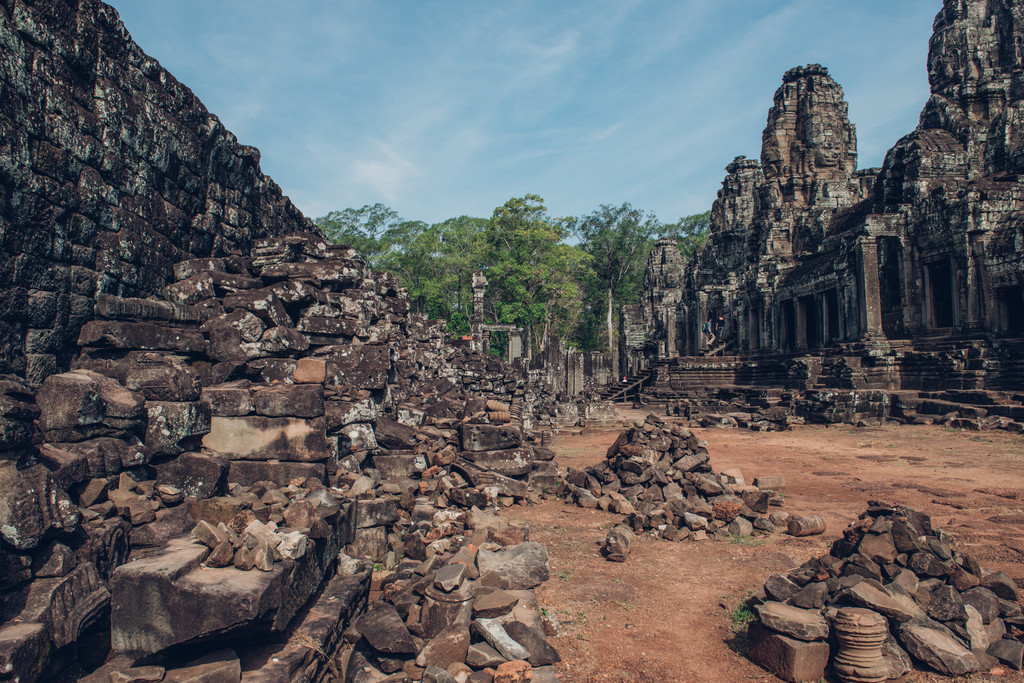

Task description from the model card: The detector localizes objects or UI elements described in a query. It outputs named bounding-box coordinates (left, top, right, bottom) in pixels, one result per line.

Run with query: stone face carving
left=623, top=0, right=1024, bottom=396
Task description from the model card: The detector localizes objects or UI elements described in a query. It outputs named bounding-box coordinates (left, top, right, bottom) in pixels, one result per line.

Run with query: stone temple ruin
left=619, top=0, right=1024, bottom=430
left=0, top=1, right=571, bottom=681
left=2, top=0, right=1024, bottom=681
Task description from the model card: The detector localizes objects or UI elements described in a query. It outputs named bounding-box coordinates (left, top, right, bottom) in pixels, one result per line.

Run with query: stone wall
left=0, top=0, right=313, bottom=382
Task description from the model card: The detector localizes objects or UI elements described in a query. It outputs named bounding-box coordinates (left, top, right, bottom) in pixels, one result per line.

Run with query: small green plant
left=577, top=633, right=588, bottom=641
left=730, top=603, right=756, bottom=632
left=613, top=600, right=633, bottom=611
left=372, top=562, right=384, bottom=571
left=558, top=570, right=572, bottom=582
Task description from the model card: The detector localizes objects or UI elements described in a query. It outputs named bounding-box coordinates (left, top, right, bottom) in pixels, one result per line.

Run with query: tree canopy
left=314, top=198, right=710, bottom=356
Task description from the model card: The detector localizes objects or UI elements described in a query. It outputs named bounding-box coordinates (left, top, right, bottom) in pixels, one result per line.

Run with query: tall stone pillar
left=471, top=271, right=487, bottom=353
left=966, top=232, right=987, bottom=331
left=858, top=236, right=884, bottom=338
left=665, top=307, right=678, bottom=358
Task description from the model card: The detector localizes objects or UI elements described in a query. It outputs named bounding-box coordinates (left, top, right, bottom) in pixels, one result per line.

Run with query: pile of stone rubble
left=560, top=413, right=786, bottom=542
left=746, top=502, right=1024, bottom=682
left=346, top=507, right=558, bottom=683
left=0, top=235, right=564, bottom=682
left=666, top=386, right=1024, bottom=434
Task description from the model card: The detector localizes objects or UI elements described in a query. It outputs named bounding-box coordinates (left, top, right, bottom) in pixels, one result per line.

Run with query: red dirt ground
left=503, top=406, right=1024, bottom=683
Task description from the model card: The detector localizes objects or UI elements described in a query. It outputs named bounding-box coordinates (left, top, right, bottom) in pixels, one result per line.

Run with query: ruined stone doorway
left=925, top=260, right=956, bottom=329
left=997, top=285, right=1024, bottom=334
left=799, top=295, right=820, bottom=349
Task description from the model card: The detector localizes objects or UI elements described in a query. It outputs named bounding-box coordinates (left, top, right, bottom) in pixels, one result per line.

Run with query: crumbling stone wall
left=0, top=0, right=312, bottom=382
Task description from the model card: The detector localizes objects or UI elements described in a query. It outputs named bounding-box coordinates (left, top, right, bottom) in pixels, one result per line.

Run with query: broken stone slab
left=36, top=443, right=90, bottom=491
left=838, top=581, right=924, bottom=623
left=36, top=369, right=145, bottom=441
left=0, top=621, right=51, bottom=683
left=314, top=345, right=390, bottom=390
left=145, top=401, right=211, bottom=456
left=898, top=624, right=981, bottom=677
left=415, top=623, right=471, bottom=670
left=14, top=561, right=110, bottom=649
left=203, top=416, right=332, bottom=461
left=155, top=451, right=228, bottom=499
left=202, top=381, right=254, bottom=417
left=755, top=602, right=829, bottom=641
left=460, top=447, right=534, bottom=477
left=78, top=321, right=207, bottom=353
left=111, top=502, right=351, bottom=658
left=375, top=416, right=419, bottom=450
left=461, top=424, right=522, bottom=452
left=163, top=648, right=241, bottom=683
left=0, top=461, right=80, bottom=550
left=226, top=459, right=326, bottom=488
left=355, top=603, right=417, bottom=655
left=747, top=621, right=829, bottom=683
left=252, top=383, right=324, bottom=418
left=503, top=620, right=560, bottom=666
left=233, top=556, right=371, bottom=681
left=372, top=453, right=428, bottom=479
left=472, top=618, right=530, bottom=661
left=476, top=542, right=549, bottom=590
left=122, top=353, right=203, bottom=402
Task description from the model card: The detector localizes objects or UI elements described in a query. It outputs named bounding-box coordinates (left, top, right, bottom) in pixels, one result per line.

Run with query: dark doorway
left=998, top=286, right=1024, bottom=334
left=748, top=306, right=761, bottom=350
left=879, top=237, right=903, bottom=336
left=927, top=260, right=955, bottom=328
left=781, top=300, right=796, bottom=351
left=825, top=289, right=841, bottom=343
left=799, top=295, right=820, bottom=349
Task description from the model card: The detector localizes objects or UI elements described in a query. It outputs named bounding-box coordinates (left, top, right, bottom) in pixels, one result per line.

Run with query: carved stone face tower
left=921, top=0, right=1024, bottom=176
left=760, top=65, right=859, bottom=209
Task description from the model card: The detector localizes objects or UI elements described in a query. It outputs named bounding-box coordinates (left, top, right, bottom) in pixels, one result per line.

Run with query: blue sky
left=110, top=1, right=941, bottom=225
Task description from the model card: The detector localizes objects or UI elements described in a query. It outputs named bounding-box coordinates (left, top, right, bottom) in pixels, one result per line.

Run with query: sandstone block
left=203, top=416, right=331, bottom=461
left=747, top=621, right=829, bottom=683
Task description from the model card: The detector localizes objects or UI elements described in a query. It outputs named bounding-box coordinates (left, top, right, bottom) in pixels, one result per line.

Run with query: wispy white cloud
left=111, top=0, right=942, bottom=224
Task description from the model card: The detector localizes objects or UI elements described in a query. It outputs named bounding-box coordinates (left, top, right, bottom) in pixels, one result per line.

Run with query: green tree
left=314, top=203, right=403, bottom=266
left=568, top=203, right=661, bottom=365
left=661, top=210, right=711, bottom=259
left=480, top=195, right=589, bottom=354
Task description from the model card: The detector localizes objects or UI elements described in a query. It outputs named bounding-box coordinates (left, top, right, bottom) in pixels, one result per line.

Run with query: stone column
left=697, top=294, right=708, bottom=353
left=967, top=231, right=988, bottom=331
left=508, top=330, right=523, bottom=361
left=858, top=236, right=883, bottom=338
left=471, top=271, right=487, bottom=353
left=665, top=306, right=678, bottom=359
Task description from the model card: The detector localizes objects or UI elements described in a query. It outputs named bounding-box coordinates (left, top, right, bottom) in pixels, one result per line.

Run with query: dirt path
left=504, top=407, right=1024, bottom=682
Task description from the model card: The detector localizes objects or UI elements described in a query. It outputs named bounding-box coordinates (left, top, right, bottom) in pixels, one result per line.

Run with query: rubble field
left=507, top=408, right=1024, bottom=682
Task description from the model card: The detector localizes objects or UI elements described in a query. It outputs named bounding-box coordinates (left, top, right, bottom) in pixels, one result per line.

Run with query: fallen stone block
left=203, top=416, right=332, bottom=461
left=747, top=621, right=829, bottom=683
left=462, top=424, right=522, bottom=452
left=145, top=401, right=211, bottom=456
left=899, top=624, right=981, bottom=677
left=0, top=461, right=80, bottom=550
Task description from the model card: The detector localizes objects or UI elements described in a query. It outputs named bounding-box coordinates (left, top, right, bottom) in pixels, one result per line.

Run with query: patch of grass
left=558, top=570, right=572, bottom=582
left=614, top=600, right=633, bottom=611
left=730, top=603, right=756, bottom=633
left=729, top=535, right=765, bottom=547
